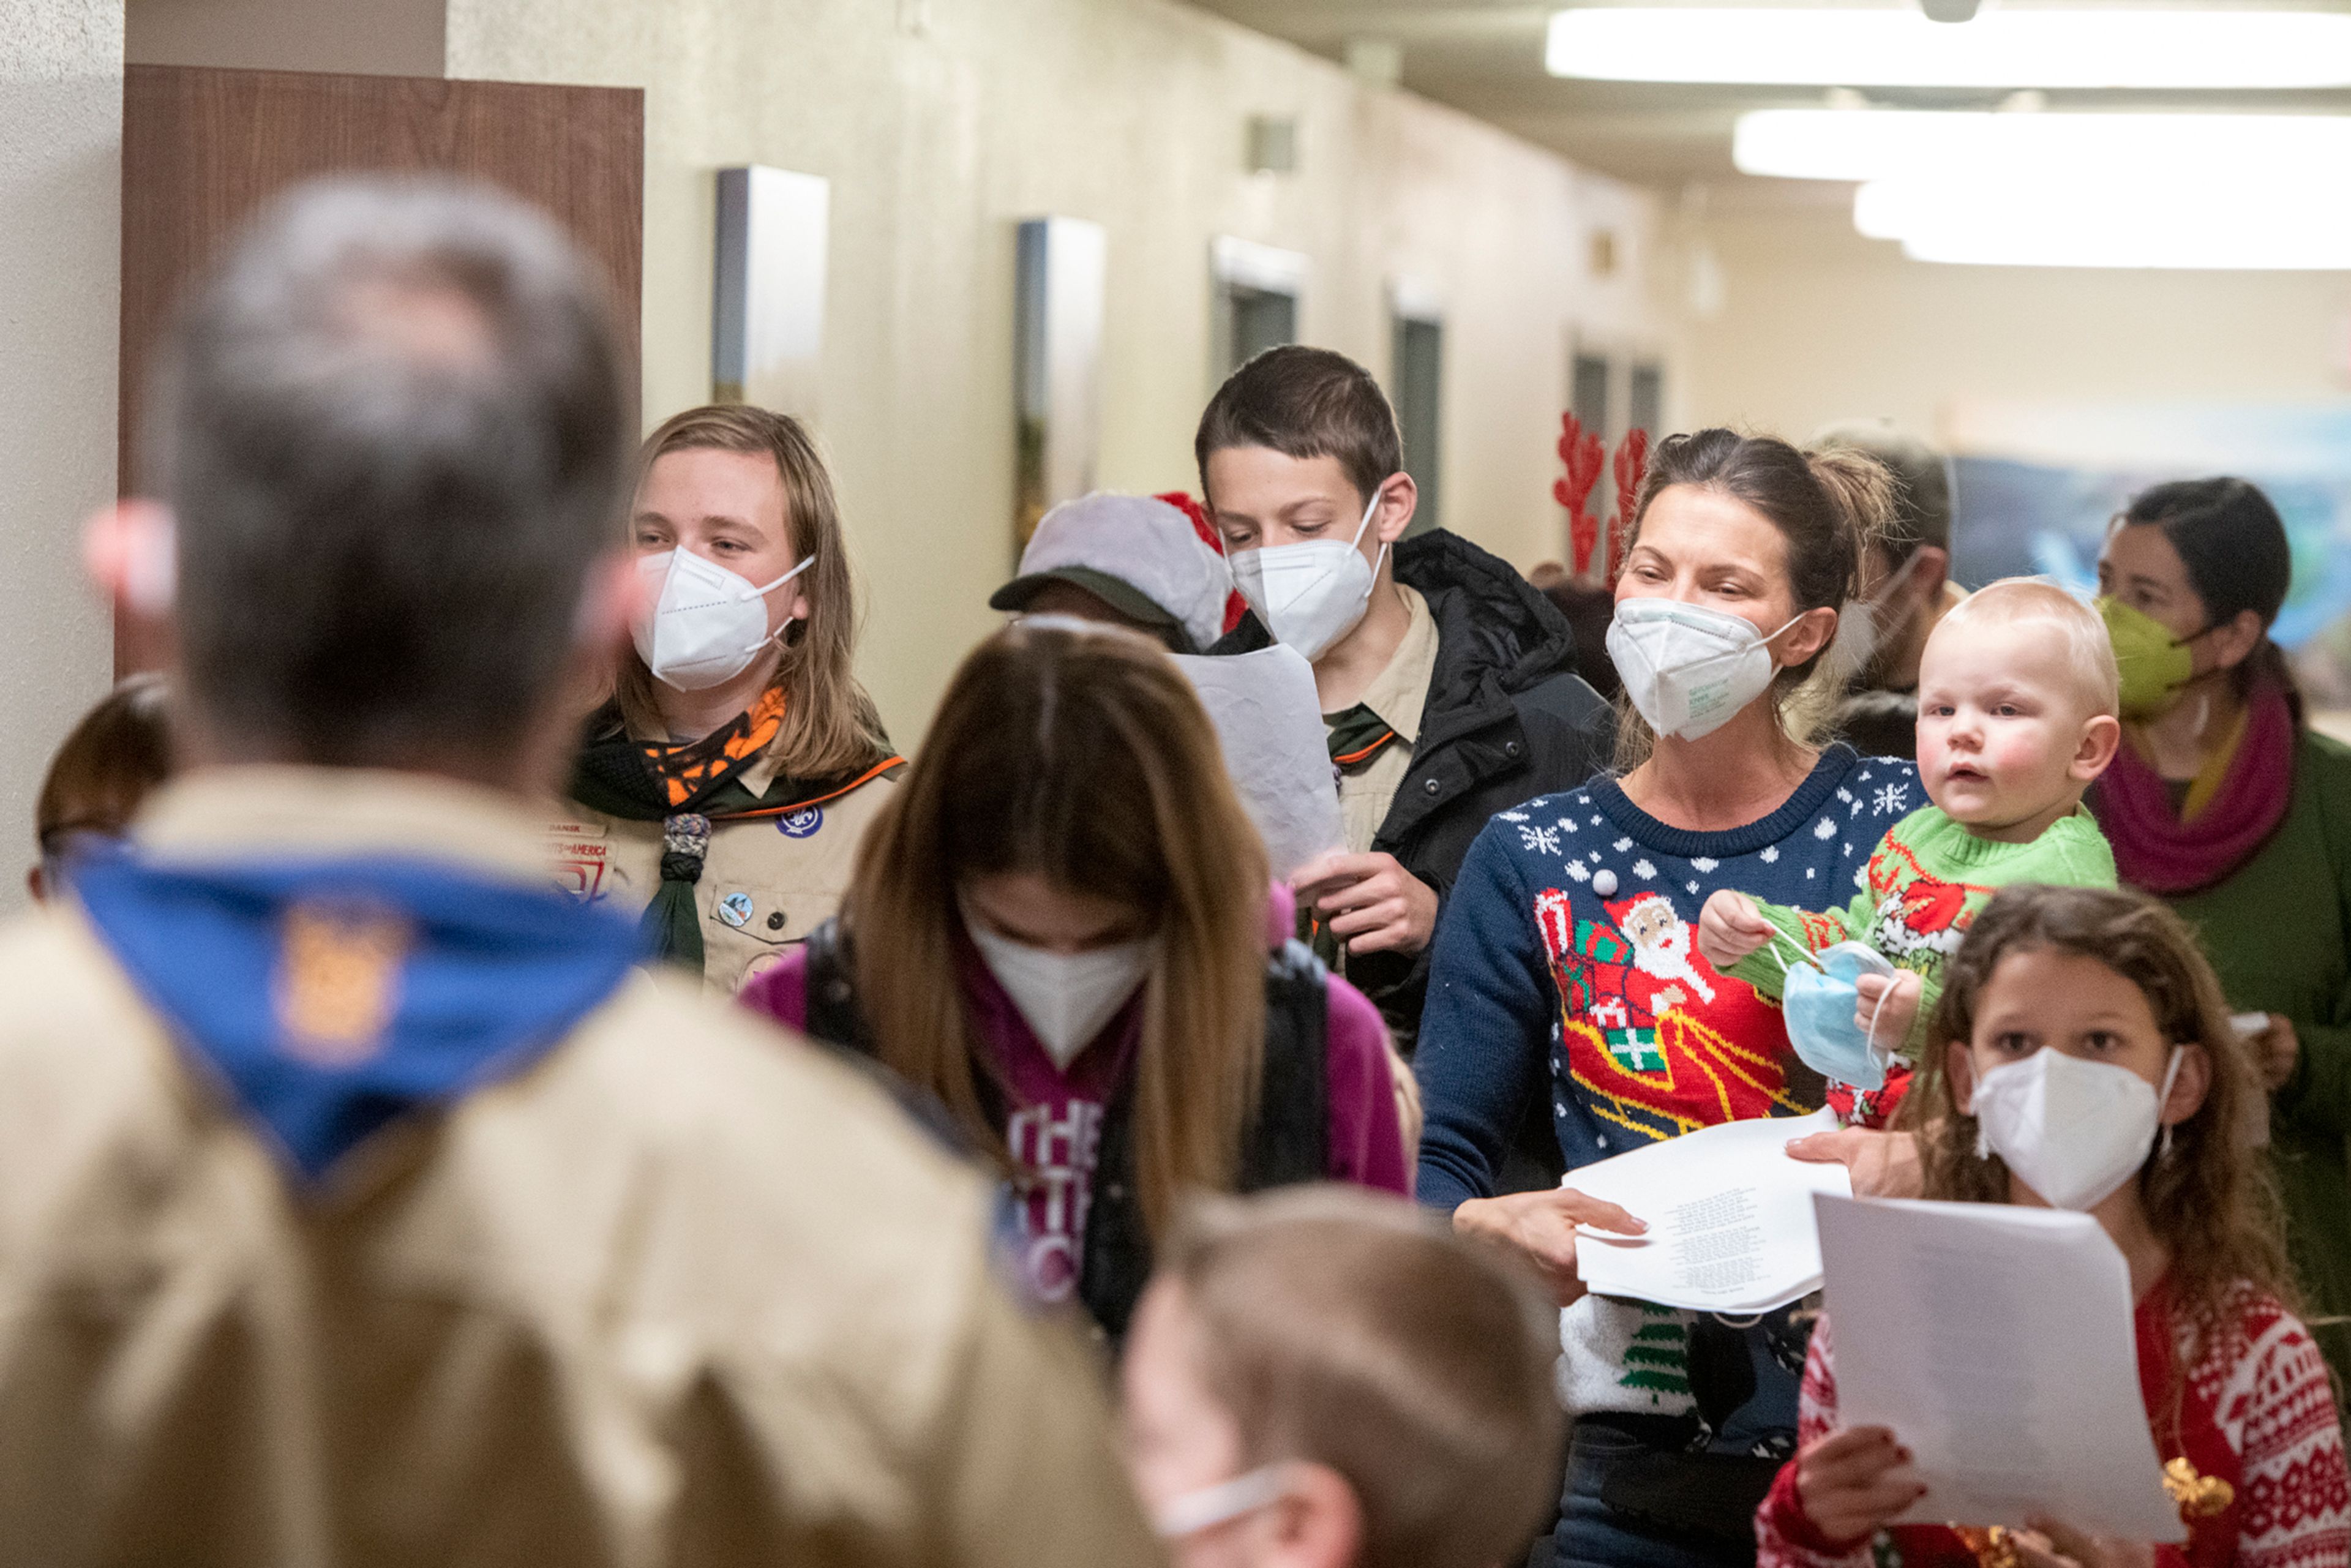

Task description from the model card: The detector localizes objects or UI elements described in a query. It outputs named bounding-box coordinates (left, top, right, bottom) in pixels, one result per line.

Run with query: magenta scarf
left=2096, top=683, right=2297, bottom=896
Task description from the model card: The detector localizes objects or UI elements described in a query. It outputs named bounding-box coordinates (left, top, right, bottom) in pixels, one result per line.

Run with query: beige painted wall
left=1682, top=203, right=2351, bottom=450
left=446, top=0, right=1670, bottom=745
left=0, top=0, right=122, bottom=906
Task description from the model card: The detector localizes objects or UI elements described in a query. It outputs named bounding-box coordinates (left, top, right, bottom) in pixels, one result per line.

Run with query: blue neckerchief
left=72, top=842, right=644, bottom=1182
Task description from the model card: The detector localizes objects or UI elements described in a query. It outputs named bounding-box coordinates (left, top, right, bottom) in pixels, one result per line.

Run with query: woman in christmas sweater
left=740, top=620, right=1412, bottom=1349
left=1417, top=428, right=1919, bottom=1568
left=1758, top=885, right=2349, bottom=1568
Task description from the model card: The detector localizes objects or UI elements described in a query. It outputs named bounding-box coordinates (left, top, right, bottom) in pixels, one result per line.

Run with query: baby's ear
left=2071, top=712, right=2122, bottom=783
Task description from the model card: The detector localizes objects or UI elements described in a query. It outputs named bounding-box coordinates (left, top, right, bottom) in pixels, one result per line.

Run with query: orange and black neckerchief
left=1325, top=703, right=1397, bottom=771
left=568, top=692, right=906, bottom=972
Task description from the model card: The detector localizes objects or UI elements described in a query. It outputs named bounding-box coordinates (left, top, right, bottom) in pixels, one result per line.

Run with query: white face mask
left=632, top=547, right=814, bottom=692
left=962, top=913, right=1154, bottom=1071
left=1228, top=485, right=1388, bottom=662
left=1971, top=1046, right=2186, bottom=1212
left=1606, top=598, right=1807, bottom=741
left=1819, top=546, right=1928, bottom=693
left=1152, top=1465, right=1294, bottom=1541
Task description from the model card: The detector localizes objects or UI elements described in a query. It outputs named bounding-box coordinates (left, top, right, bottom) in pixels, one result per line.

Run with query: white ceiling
left=1187, top=0, right=2351, bottom=203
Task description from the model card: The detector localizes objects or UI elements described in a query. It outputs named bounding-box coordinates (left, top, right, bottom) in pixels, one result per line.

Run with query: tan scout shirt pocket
left=704, top=882, right=835, bottom=994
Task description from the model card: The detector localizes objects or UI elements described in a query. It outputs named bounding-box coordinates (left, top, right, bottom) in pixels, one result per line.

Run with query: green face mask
left=2097, top=595, right=2199, bottom=718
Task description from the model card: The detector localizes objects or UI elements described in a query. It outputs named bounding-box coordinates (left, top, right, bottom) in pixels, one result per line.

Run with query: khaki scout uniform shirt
left=0, top=768, right=1158, bottom=1568
left=1330, top=583, right=1442, bottom=855
left=551, top=748, right=901, bottom=994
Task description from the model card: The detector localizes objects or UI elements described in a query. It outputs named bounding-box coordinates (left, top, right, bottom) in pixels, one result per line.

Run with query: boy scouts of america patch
left=272, top=900, right=413, bottom=1066
left=777, top=806, right=824, bottom=838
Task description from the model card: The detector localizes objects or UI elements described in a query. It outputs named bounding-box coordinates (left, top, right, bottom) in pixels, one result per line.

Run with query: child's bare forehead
left=1921, top=613, right=2081, bottom=690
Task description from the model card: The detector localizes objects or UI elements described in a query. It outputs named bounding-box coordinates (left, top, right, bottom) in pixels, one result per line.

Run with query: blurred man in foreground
left=0, top=178, right=1156, bottom=1567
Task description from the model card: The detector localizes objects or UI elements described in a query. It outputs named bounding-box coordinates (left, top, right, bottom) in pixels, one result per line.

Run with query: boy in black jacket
left=1198, top=346, right=1612, bottom=1057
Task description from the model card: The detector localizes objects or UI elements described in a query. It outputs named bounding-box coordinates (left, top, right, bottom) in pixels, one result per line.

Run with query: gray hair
left=1810, top=418, right=1954, bottom=563
left=149, top=176, right=629, bottom=767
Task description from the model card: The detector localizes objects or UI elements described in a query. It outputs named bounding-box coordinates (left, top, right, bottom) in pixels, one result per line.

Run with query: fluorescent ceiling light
left=1547, top=7, right=2351, bottom=89
left=1853, top=173, right=2351, bottom=269
left=1734, top=108, right=2351, bottom=185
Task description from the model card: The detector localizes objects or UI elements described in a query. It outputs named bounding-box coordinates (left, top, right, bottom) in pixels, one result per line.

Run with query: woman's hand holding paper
left=1450, top=1188, right=1646, bottom=1307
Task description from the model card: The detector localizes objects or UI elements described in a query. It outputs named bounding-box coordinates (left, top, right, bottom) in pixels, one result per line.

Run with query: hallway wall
left=0, top=0, right=123, bottom=907
left=446, top=0, right=1671, bottom=743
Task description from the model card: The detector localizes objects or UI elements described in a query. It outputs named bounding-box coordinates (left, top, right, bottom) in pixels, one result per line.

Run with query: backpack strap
left=1241, top=939, right=1330, bottom=1190
left=800, top=917, right=869, bottom=1053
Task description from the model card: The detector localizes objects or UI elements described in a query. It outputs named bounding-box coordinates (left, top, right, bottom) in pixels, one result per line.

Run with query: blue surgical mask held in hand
left=1781, top=939, right=1900, bottom=1090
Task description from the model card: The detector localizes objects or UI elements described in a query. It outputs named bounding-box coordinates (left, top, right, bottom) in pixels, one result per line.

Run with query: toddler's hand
left=1795, top=1425, right=1926, bottom=1547
left=1854, top=970, right=1922, bottom=1048
left=1698, top=890, right=1774, bottom=969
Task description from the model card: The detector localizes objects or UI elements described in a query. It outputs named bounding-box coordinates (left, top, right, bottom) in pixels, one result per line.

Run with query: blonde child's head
left=1121, top=1186, right=1564, bottom=1568
left=1914, top=579, right=2121, bottom=838
left=1910, top=884, right=2293, bottom=1351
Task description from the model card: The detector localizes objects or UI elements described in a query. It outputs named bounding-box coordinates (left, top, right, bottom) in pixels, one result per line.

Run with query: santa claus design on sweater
left=1863, top=836, right=1991, bottom=967
left=1536, top=888, right=1812, bottom=1140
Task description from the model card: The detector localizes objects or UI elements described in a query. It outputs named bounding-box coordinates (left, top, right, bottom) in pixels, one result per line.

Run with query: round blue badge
left=718, top=891, right=754, bottom=928
left=777, top=807, right=825, bottom=839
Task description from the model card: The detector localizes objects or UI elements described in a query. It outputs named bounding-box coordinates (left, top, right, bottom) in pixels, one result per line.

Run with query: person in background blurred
left=743, top=621, right=1414, bottom=1348
left=1199, top=345, right=1614, bottom=1057
left=28, top=672, right=172, bottom=901
left=1122, top=1186, right=1565, bottom=1568
left=1529, top=562, right=1622, bottom=702
left=992, top=490, right=1240, bottom=654
left=2093, top=476, right=2351, bottom=1400
left=559, top=404, right=904, bottom=994
left=0, top=176, right=1157, bottom=1565
left=1810, top=420, right=1963, bottom=760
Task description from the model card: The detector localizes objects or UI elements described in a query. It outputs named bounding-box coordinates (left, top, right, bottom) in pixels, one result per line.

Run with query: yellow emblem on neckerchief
left=273, top=901, right=411, bottom=1066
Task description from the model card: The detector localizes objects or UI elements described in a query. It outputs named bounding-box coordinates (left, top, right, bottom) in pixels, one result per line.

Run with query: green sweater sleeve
left=2274, top=740, right=2351, bottom=1139
left=1723, top=887, right=1873, bottom=1000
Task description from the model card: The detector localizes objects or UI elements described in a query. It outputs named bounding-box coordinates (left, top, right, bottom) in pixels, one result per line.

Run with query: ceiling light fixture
left=1734, top=108, right=2351, bottom=185
left=1729, top=108, right=2351, bottom=268
left=1546, top=7, right=2351, bottom=89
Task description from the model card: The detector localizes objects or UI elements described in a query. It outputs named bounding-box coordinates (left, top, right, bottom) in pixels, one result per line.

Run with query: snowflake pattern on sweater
left=1757, top=1285, right=2351, bottom=1568
left=1417, top=746, right=1919, bottom=1424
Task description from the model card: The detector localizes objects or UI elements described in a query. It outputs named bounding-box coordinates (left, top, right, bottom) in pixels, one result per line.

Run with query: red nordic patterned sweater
left=1757, top=1281, right=2351, bottom=1568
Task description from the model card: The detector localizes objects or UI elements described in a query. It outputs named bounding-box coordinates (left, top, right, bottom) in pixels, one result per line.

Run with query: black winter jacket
left=1213, top=527, right=1614, bottom=1057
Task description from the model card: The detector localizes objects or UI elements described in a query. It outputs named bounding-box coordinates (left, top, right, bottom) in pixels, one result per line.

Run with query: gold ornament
left=2162, top=1457, right=2235, bottom=1520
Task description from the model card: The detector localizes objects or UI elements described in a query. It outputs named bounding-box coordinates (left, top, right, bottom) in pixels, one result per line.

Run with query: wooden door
left=119, top=63, right=643, bottom=672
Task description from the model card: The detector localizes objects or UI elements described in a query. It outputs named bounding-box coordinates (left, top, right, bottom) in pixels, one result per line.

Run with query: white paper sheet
left=1563, top=1106, right=1851, bottom=1314
left=1814, top=1195, right=2185, bottom=1544
left=1172, top=646, right=1344, bottom=880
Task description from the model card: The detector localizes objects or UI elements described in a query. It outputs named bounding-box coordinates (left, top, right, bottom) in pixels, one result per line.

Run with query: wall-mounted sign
left=714, top=165, right=829, bottom=416
left=1013, top=216, right=1107, bottom=553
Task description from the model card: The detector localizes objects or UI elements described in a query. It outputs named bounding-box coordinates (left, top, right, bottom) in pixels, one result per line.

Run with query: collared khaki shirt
left=1329, top=583, right=1441, bottom=855
left=552, top=745, right=901, bottom=994
left=0, top=767, right=1159, bottom=1568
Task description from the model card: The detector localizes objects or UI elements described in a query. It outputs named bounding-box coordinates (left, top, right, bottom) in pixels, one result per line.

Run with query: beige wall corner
left=0, top=0, right=122, bottom=909
left=446, top=0, right=1670, bottom=748
left=126, top=0, right=444, bottom=75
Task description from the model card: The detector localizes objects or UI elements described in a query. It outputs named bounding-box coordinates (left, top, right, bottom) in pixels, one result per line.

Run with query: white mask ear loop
left=743, top=553, right=816, bottom=655
left=2156, top=1045, right=2188, bottom=1158
left=1352, top=481, right=1390, bottom=587
left=1152, top=1465, right=1295, bottom=1540
left=1860, top=972, right=1897, bottom=1059
left=1767, top=926, right=1825, bottom=977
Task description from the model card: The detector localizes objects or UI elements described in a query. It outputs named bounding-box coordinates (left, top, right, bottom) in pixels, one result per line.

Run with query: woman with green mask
left=2093, top=475, right=2351, bottom=1402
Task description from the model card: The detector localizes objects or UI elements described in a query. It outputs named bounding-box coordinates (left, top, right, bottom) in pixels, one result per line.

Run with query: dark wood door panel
left=119, top=63, right=643, bottom=670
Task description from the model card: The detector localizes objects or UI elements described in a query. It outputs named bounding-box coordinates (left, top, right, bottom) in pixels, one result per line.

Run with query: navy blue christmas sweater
left=1415, top=743, right=1919, bottom=1431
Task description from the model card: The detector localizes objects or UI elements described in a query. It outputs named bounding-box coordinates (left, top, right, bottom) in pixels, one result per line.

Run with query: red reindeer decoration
left=1609, top=427, right=1649, bottom=581
left=1554, top=414, right=1652, bottom=582
left=1553, top=413, right=1606, bottom=577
